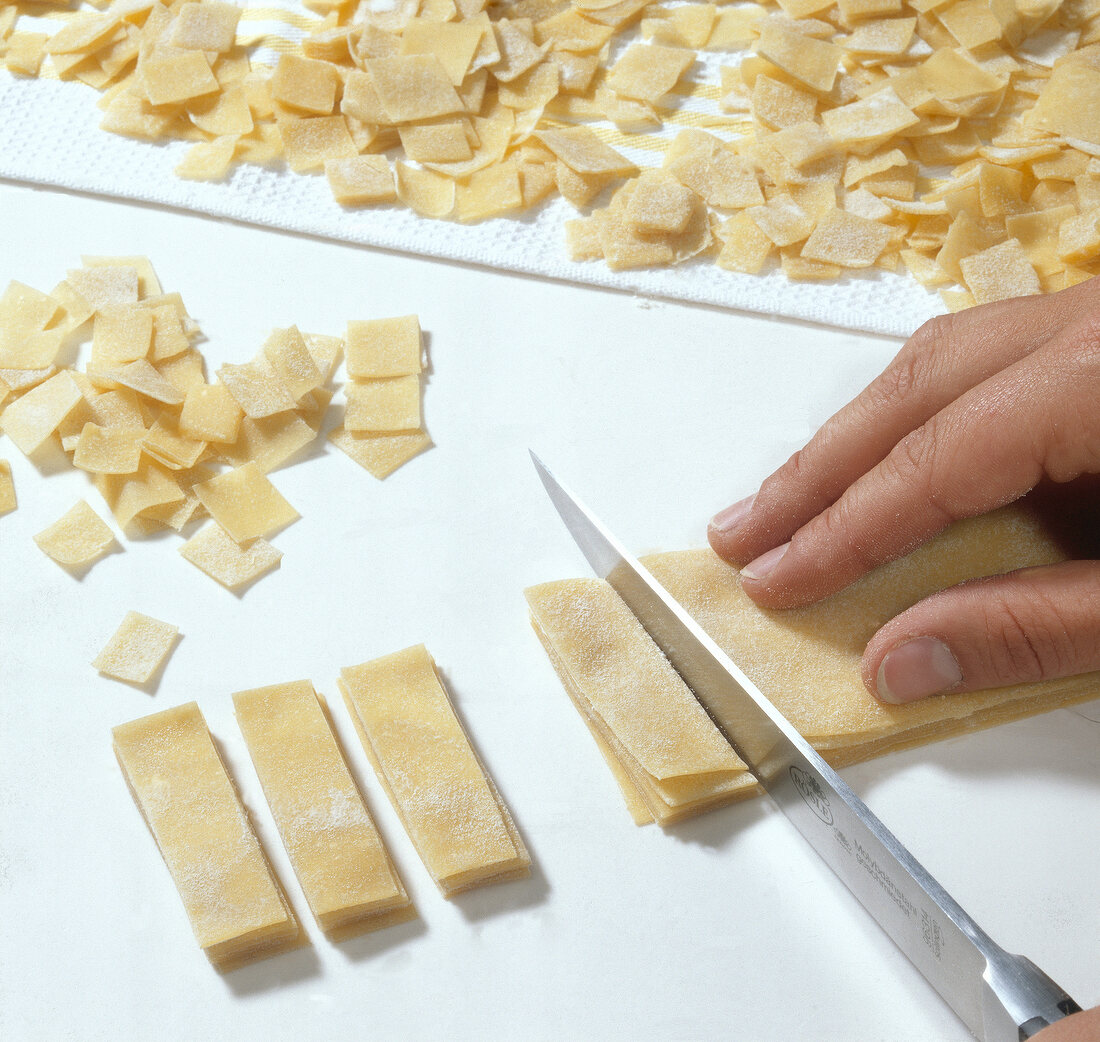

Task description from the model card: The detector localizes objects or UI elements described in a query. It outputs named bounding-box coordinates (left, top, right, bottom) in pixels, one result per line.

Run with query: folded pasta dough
left=113, top=702, right=303, bottom=969
left=525, top=578, right=757, bottom=826
left=233, top=681, right=416, bottom=937
left=339, top=645, right=531, bottom=896
left=528, top=507, right=1100, bottom=825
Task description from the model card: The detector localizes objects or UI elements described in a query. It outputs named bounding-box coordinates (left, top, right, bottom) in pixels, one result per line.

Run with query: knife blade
left=531, top=451, right=1081, bottom=1042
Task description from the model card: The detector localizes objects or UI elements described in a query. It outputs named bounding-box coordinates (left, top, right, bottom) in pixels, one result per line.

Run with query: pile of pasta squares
left=0, top=257, right=431, bottom=589
left=1, top=0, right=1099, bottom=301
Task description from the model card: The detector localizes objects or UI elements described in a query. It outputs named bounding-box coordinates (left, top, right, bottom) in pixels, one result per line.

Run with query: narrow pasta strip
left=113, top=703, right=304, bottom=970
left=233, top=680, right=416, bottom=935
left=339, top=645, right=530, bottom=896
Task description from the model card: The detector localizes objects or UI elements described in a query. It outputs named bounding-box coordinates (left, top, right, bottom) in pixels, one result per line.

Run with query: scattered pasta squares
left=170, top=1, right=240, bottom=53
left=97, top=460, right=187, bottom=532
left=623, top=172, right=698, bottom=235
left=325, top=156, right=397, bottom=206
left=535, top=127, right=637, bottom=177
left=91, top=306, right=153, bottom=368
left=65, top=266, right=138, bottom=313
left=95, top=359, right=185, bottom=406
left=179, top=522, right=283, bottom=591
left=34, top=499, right=118, bottom=570
left=606, top=44, right=694, bottom=104
left=801, top=209, right=892, bottom=268
left=93, top=610, right=179, bottom=685
left=0, top=281, right=61, bottom=368
left=5, top=32, right=48, bottom=77
left=755, top=21, right=842, bottom=93
left=175, top=138, right=238, bottom=183
left=747, top=194, right=816, bottom=248
left=1, top=370, right=84, bottom=456
left=279, top=116, right=359, bottom=174
left=329, top=427, right=433, bottom=480
left=140, top=51, right=220, bottom=107
left=822, top=88, right=919, bottom=149
left=11, top=0, right=1100, bottom=300
left=193, top=462, right=299, bottom=545
left=0, top=460, right=15, bottom=516
left=262, top=326, right=321, bottom=401
left=270, top=54, right=339, bottom=115
left=72, top=423, right=146, bottom=475
left=959, top=239, right=1042, bottom=305
left=0, top=253, right=434, bottom=592
left=394, top=162, right=457, bottom=219
left=367, top=55, right=465, bottom=123
left=717, top=212, right=776, bottom=274
left=346, top=317, right=423, bottom=379
left=344, top=375, right=422, bottom=434
left=142, top=419, right=206, bottom=471
left=220, top=413, right=317, bottom=473
left=179, top=383, right=243, bottom=444
left=217, top=356, right=299, bottom=418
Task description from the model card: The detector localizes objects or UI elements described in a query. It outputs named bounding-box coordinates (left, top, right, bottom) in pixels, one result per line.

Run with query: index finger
left=708, top=279, right=1100, bottom=569
left=737, top=312, right=1100, bottom=609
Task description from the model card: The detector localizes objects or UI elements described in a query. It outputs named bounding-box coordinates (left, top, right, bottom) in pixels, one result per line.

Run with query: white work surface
left=1, top=180, right=1097, bottom=1042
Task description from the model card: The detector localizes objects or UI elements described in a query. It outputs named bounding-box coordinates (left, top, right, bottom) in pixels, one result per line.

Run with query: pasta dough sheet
left=527, top=507, right=1100, bottom=825
left=233, top=680, right=416, bottom=937
left=113, top=702, right=304, bottom=969
left=525, top=578, right=757, bottom=827
left=339, top=645, right=530, bottom=897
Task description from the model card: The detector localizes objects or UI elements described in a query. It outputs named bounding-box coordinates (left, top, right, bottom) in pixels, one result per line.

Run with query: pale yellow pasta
left=233, top=680, right=416, bottom=935
left=113, top=702, right=302, bottom=970
left=340, top=645, right=530, bottom=896
left=34, top=500, right=118, bottom=570
left=178, top=522, right=282, bottom=591
left=192, top=462, right=299, bottom=544
left=93, top=610, right=178, bottom=684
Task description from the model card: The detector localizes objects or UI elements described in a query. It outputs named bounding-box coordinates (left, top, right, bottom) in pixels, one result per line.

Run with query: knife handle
left=982, top=950, right=1082, bottom=1041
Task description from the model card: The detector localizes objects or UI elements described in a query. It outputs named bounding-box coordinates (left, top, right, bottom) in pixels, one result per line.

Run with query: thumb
left=862, top=561, right=1100, bottom=704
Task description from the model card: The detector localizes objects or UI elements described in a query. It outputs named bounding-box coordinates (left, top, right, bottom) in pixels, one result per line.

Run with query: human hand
left=707, top=277, right=1100, bottom=704
left=1031, top=1005, right=1100, bottom=1042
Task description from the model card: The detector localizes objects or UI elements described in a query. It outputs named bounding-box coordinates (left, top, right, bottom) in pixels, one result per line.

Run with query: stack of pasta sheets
left=233, top=680, right=416, bottom=939
left=526, top=506, right=1100, bottom=827
left=525, top=576, right=756, bottom=826
left=339, top=644, right=531, bottom=896
left=328, top=315, right=432, bottom=479
left=113, top=702, right=304, bottom=970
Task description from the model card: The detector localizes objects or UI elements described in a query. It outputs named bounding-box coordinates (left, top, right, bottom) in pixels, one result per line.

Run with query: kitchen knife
left=532, top=452, right=1081, bottom=1042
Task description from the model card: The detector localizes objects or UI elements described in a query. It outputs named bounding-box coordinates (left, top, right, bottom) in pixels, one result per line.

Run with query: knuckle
left=866, top=350, right=927, bottom=414
left=980, top=586, right=1075, bottom=685
left=759, top=446, right=818, bottom=512
left=814, top=495, right=881, bottom=574
left=882, top=423, right=937, bottom=491
left=905, top=314, right=955, bottom=361
left=1054, top=312, right=1100, bottom=370
left=880, top=416, right=966, bottom=526
left=1038, top=320, right=1100, bottom=480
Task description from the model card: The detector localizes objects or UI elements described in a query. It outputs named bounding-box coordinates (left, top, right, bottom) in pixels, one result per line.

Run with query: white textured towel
left=0, top=62, right=940, bottom=339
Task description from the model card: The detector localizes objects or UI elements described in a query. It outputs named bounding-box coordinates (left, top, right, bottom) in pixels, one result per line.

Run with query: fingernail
left=876, top=637, right=962, bottom=704
left=740, top=541, right=789, bottom=581
left=709, top=494, right=755, bottom=534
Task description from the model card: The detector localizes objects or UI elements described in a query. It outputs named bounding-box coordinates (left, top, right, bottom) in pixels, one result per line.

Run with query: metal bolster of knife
left=982, top=951, right=1083, bottom=1041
